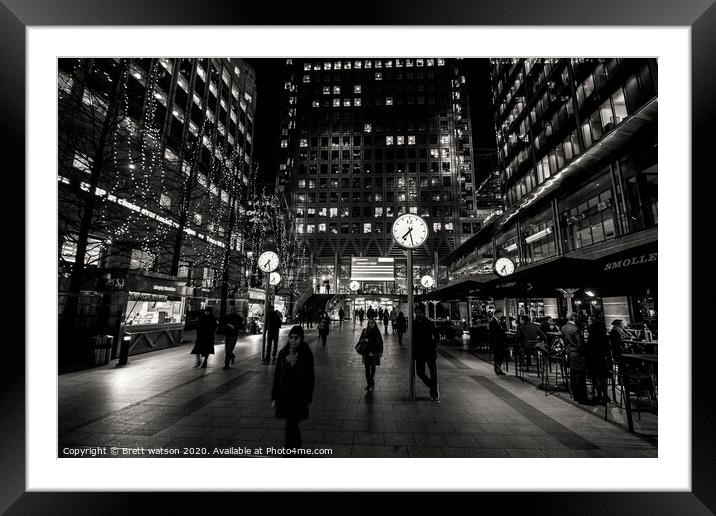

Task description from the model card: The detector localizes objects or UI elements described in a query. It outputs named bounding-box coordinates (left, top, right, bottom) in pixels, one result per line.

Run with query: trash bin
left=118, top=332, right=132, bottom=366
left=91, top=335, right=112, bottom=366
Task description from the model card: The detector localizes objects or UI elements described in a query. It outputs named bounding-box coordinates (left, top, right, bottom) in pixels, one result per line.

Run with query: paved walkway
left=59, top=321, right=657, bottom=458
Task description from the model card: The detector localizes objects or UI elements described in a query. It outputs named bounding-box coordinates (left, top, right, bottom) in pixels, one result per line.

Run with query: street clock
left=258, top=251, right=280, bottom=273
left=391, top=214, right=429, bottom=249
left=493, top=257, right=516, bottom=277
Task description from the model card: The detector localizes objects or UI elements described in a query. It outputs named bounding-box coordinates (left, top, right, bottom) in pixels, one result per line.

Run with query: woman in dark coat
left=609, top=319, right=628, bottom=360
left=381, top=309, right=390, bottom=335
left=317, top=310, right=331, bottom=347
left=394, top=312, right=407, bottom=345
left=586, top=314, right=610, bottom=403
left=191, top=307, right=217, bottom=368
left=358, top=318, right=384, bottom=392
left=271, top=326, right=315, bottom=448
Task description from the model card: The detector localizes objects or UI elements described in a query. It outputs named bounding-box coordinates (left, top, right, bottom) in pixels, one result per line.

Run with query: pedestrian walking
left=338, top=307, right=345, bottom=327
left=191, top=307, right=217, bottom=368
left=358, top=308, right=365, bottom=325
left=366, top=306, right=376, bottom=320
left=271, top=326, right=315, bottom=449
left=413, top=305, right=440, bottom=401
left=265, top=305, right=283, bottom=363
left=318, top=310, right=331, bottom=347
left=382, top=309, right=390, bottom=335
left=489, top=309, right=507, bottom=375
left=389, top=307, right=397, bottom=333
left=357, top=318, right=383, bottom=392
left=394, top=311, right=407, bottom=345
left=222, top=310, right=243, bottom=369
left=305, top=308, right=314, bottom=329
left=561, top=312, right=589, bottom=404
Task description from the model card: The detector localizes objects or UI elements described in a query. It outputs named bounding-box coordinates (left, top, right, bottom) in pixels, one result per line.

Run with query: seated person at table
left=516, top=315, right=547, bottom=365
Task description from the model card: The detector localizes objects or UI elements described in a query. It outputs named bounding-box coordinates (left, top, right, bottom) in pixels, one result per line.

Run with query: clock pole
left=407, top=248, right=415, bottom=401
left=262, top=275, right=270, bottom=360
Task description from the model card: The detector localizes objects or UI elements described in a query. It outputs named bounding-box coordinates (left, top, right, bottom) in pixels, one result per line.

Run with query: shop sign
left=603, top=252, right=657, bottom=271
left=126, top=274, right=186, bottom=295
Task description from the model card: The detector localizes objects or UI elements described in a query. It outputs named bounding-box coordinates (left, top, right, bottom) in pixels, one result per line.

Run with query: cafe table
left=617, top=353, right=658, bottom=432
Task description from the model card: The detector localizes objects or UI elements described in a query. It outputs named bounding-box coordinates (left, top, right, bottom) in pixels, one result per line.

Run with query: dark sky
left=245, top=58, right=496, bottom=188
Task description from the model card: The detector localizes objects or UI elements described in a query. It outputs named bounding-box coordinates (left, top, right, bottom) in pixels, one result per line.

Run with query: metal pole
left=262, top=277, right=270, bottom=360
left=407, top=249, right=415, bottom=400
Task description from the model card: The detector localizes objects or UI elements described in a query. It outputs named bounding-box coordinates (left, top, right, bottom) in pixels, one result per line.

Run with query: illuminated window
left=329, top=207, right=338, bottom=217
left=333, top=86, right=341, bottom=94
left=375, top=72, right=382, bottom=81
left=375, top=207, right=383, bottom=217
left=159, top=194, right=171, bottom=208
left=312, top=100, right=320, bottom=107
left=318, top=223, right=327, bottom=233
left=307, top=224, right=315, bottom=233
left=333, top=98, right=341, bottom=107
left=386, top=97, right=393, bottom=106
left=343, top=98, right=351, bottom=107
left=440, top=135, right=450, bottom=145
left=354, top=98, right=361, bottom=106
left=323, top=86, right=330, bottom=95
left=386, top=60, right=393, bottom=68
left=427, top=59, right=434, bottom=67
left=365, top=60, right=372, bottom=69
left=433, top=222, right=442, bottom=231
left=437, top=59, right=445, bottom=66
left=334, top=61, right=342, bottom=70
left=324, top=62, right=332, bottom=70
left=430, top=148, right=439, bottom=158
left=194, top=214, right=202, bottom=225
left=363, top=223, right=372, bottom=233
left=397, top=136, right=405, bottom=145
left=281, top=140, right=288, bottom=148
left=303, top=75, right=310, bottom=83
left=364, top=123, right=372, bottom=133
left=408, top=135, right=416, bottom=145
left=386, top=136, right=394, bottom=145
left=72, top=152, right=93, bottom=173
left=297, top=223, right=304, bottom=234
left=300, top=138, right=308, bottom=147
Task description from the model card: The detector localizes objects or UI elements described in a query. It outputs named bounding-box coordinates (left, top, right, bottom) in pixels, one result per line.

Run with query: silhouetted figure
left=265, top=306, right=283, bottom=362
left=318, top=310, right=331, bottom=347
left=413, top=305, right=440, bottom=401
left=394, top=311, right=407, bottom=345
left=490, top=309, right=507, bottom=375
left=338, top=307, right=345, bottom=327
left=358, top=318, right=383, bottom=392
left=562, top=311, right=588, bottom=404
left=192, top=307, right=217, bottom=368
left=222, top=311, right=243, bottom=369
left=271, top=326, right=315, bottom=449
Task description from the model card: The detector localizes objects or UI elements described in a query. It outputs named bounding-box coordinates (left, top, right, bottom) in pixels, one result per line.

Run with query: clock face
left=494, top=257, right=516, bottom=277
left=391, top=214, right=429, bottom=249
left=349, top=280, right=360, bottom=291
left=269, top=272, right=281, bottom=286
left=258, top=251, right=279, bottom=273
left=420, top=275, right=434, bottom=288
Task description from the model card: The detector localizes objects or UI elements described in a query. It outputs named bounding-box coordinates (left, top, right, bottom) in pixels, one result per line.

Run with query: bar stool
left=619, top=367, right=657, bottom=419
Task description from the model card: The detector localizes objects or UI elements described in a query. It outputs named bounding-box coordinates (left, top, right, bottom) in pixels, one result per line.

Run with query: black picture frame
left=3, top=0, right=709, bottom=513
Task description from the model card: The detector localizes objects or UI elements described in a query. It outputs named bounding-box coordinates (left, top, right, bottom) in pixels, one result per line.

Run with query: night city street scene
left=58, top=57, right=657, bottom=458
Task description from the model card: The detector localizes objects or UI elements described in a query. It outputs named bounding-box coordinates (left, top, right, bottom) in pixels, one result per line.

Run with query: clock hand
left=501, top=266, right=506, bottom=274
left=265, top=260, right=271, bottom=268
left=409, top=233, right=414, bottom=245
left=401, top=228, right=413, bottom=239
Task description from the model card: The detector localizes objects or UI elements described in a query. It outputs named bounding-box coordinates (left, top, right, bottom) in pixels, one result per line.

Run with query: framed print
left=3, top=0, right=712, bottom=513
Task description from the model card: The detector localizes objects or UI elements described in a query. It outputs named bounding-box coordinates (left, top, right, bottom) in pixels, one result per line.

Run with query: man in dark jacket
left=489, top=309, right=507, bottom=375
left=265, top=305, right=283, bottom=363
left=561, top=311, right=588, bottom=404
left=222, top=311, right=243, bottom=369
left=516, top=315, right=547, bottom=367
left=413, top=305, right=441, bottom=401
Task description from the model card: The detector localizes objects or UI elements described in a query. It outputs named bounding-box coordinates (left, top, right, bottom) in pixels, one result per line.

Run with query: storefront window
left=522, top=207, right=556, bottom=264
left=559, top=168, right=616, bottom=252
left=124, top=294, right=184, bottom=325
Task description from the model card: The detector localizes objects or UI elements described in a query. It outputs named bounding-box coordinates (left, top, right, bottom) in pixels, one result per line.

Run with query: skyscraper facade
left=58, top=58, right=257, bottom=361
left=441, top=58, right=658, bottom=327
left=276, top=58, right=480, bottom=295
